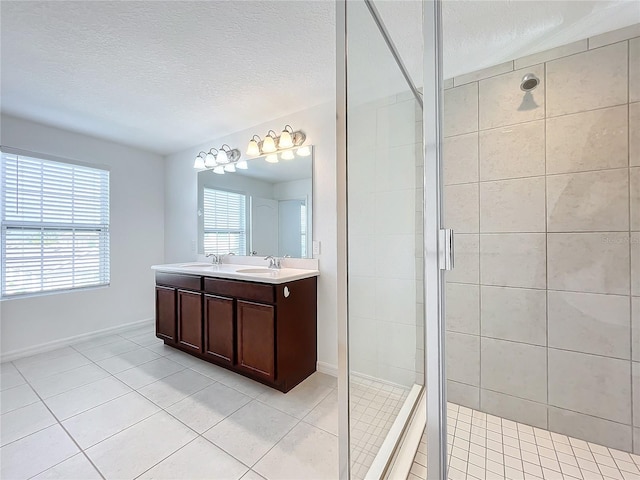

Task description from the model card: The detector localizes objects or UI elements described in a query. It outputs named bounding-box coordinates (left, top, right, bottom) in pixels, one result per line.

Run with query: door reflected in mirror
left=197, top=146, right=313, bottom=259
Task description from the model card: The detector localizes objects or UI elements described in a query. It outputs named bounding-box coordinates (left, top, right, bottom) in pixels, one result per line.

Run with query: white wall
left=163, top=101, right=338, bottom=368
left=0, top=115, right=165, bottom=358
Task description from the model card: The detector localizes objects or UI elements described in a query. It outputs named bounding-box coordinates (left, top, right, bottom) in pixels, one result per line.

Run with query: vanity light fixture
left=193, top=145, right=242, bottom=172
left=297, top=146, right=311, bottom=157
left=281, top=149, right=295, bottom=160
left=262, top=130, right=278, bottom=153
left=246, top=135, right=261, bottom=156
left=245, top=125, right=307, bottom=158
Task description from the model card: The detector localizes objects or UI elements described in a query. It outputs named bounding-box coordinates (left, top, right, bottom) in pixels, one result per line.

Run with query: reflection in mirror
left=197, top=146, right=313, bottom=258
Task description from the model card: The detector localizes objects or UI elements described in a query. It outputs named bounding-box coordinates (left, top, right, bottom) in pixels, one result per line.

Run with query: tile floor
left=349, top=379, right=410, bottom=479
left=0, top=324, right=339, bottom=480
left=410, top=403, right=640, bottom=480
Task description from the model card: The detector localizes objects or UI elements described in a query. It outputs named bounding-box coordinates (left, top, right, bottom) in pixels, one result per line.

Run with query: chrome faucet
left=206, top=253, right=220, bottom=265
left=264, top=255, right=280, bottom=269
left=223, top=252, right=236, bottom=263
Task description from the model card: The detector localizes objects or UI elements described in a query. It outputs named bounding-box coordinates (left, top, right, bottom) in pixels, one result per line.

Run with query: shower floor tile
left=411, top=403, right=640, bottom=480
left=350, top=377, right=412, bottom=480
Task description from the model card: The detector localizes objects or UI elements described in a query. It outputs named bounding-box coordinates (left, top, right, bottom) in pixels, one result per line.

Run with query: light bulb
left=224, top=163, right=236, bottom=173
left=262, top=135, right=277, bottom=153
left=279, top=129, right=293, bottom=149
left=236, top=160, right=248, bottom=170
left=213, top=165, right=225, bottom=175
left=217, top=149, right=229, bottom=164
left=281, top=149, right=295, bottom=160
left=193, top=156, right=205, bottom=170
left=297, top=146, right=311, bottom=157
left=246, top=139, right=260, bottom=156
left=205, top=152, right=217, bottom=168
left=265, top=154, right=279, bottom=163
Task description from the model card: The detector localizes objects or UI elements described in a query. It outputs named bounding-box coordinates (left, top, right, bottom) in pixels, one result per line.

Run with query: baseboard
left=0, top=318, right=154, bottom=363
left=316, top=360, right=338, bottom=377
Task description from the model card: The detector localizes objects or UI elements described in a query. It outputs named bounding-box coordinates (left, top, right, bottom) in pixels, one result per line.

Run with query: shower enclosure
left=338, top=1, right=639, bottom=478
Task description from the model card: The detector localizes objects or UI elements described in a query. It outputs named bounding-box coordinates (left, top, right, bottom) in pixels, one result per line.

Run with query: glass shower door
left=338, top=0, right=427, bottom=478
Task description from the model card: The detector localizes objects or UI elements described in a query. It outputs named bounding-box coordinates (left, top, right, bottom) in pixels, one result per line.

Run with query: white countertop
left=151, top=262, right=319, bottom=284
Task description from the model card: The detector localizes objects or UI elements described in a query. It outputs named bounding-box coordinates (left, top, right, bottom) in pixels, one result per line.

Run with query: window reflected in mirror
left=197, top=146, right=313, bottom=258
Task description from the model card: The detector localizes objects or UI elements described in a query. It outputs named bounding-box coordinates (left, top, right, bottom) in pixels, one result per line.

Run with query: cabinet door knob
left=284, top=286, right=290, bottom=298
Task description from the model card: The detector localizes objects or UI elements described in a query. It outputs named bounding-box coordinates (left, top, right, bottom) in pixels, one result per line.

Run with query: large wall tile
left=376, top=99, right=418, bottom=149
left=446, top=283, right=480, bottom=335
left=480, top=234, right=546, bottom=289
left=481, top=286, right=546, bottom=346
left=588, top=24, right=640, bottom=49
left=374, top=277, right=416, bottom=325
left=377, top=322, right=416, bottom=371
left=547, top=233, right=631, bottom=295
left=632, top=168, right=640, bottom=231
left=444, top=83, right=478, bottom=137
left=444, top=183, right=479, bottom=233
left=479, top=64, right=545, bottom=129
left=349, top=276, right=377, bottom=319
left=631, top=38, right=640, bottom=103
left=374, top=144, right=416, bottom=192
left=480, top=177, right=546, bottom=233
left=634, top=297, right=640, bottom=362
left=548, top=291, right=630, bottom=359
left=514, top=40, right=587, bottom=70
left=481, top=338, right=547, bottom=403
left=446, top=332, right=480, bottom=387
left=444, top=133, right=478, bottom=185
left=631, top=103, right=640, bottom=167
left=479, top=120, right=545, bottom=181
left=548, top=349, right=631, bottom=424
left=448, top=381, right=480, bottom=410
left=633, top=232, right=640, bottom=296
left=546, top=106, right=628, bottom=174
left=374, top=234, right=415, bottom=280
left=547, top=169, right=629, bottom=232
left=548, top=407, right=632, bottom=453
left=635, top=428, right=640, bottom=455
left=454, top=61, right=513, bottom=86
left=480, top=389, right=548, bottom=429
left=445, top=234, right=479, bottom=284
left=546, top=42, right=628, bottom=117
left=374, top=190, right=415, bottom=235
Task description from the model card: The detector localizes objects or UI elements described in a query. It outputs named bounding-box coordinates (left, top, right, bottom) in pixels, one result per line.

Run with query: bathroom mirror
left=197, top=146, right=313, bottom=258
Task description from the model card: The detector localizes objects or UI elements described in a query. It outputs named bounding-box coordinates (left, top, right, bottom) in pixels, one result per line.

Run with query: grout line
left=11, top=365, right=107, bottom=480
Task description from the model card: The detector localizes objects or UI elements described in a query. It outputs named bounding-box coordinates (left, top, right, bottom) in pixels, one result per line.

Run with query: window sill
left=0, top=284, right=110, bottom=302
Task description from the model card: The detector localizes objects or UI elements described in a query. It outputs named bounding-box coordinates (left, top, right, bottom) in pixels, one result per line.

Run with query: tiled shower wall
left=443, top=24, right=640, bottom=454
left=348, top=90, right=423, bottom=388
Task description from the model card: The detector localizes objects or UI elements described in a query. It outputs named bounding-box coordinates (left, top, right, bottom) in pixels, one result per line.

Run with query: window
left=1, top=151, right=110, bottom=297
left=203, top=188, right=246, bottom=255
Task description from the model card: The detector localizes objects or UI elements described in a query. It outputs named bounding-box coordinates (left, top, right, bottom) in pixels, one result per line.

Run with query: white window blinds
left=1, top=151, right=110, bottom=297
left=203, top=188, right=246, bottom=255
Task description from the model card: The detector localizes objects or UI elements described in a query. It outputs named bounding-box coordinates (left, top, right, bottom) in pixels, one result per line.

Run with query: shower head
left=520, top=73, right=540, bottom=92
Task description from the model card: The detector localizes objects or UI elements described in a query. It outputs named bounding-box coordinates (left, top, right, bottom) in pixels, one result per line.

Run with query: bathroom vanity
left=152, top=262, right=319, bottom=392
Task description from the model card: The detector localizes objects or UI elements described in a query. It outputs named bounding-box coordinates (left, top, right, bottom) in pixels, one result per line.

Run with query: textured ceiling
left=0, top=1, right=336, bottom=154
left=1, top=1, right=638, bottom=155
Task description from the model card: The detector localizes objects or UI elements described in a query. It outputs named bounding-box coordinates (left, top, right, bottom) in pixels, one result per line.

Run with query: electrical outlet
left=312, top=241, right=320, bottom=256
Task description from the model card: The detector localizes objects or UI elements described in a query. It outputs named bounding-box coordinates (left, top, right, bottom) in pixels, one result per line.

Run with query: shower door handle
left=439, top=229, right=454, bottom=271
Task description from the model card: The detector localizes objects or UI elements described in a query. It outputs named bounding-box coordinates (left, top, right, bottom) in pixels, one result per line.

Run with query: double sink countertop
left=152, top=260, right=320, bottom=285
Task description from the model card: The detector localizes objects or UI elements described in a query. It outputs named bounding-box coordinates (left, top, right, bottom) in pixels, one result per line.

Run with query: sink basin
left=236, top=268, right=274, bottom=274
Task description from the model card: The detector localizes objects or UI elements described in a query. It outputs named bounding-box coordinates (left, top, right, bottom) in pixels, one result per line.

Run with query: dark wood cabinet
left=155, top=285, right=176, bottom=343
left=237, top=300, right=275, bottom=381
left=177, top=289, right=202, bottom=352
left=204, top=294, right=235, bottom=365
left=155, top=271, right=317, bottom=392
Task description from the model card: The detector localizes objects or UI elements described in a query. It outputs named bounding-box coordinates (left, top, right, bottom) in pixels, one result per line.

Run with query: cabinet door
left=177, top=289, right=203, bottom=352
left=155, top=286, right=176, bottom=343
left=236, top=300, right=275, bottom=381
left=204, top=294, right=235, bottom=364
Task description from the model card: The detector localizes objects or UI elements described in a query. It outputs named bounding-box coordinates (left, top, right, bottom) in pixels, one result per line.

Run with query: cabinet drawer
left=156, top=272, right=201, bottom=291
left=203, top=278, right=274, bottom=304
